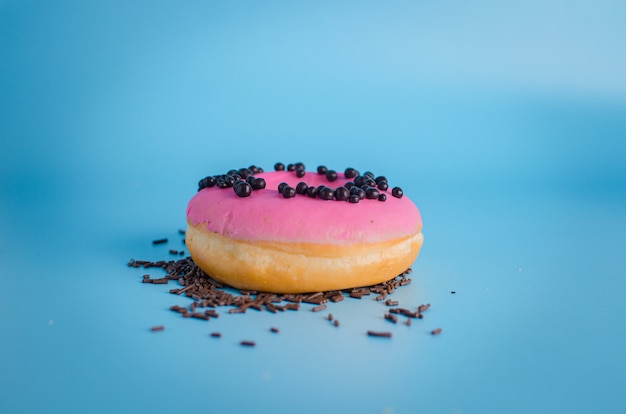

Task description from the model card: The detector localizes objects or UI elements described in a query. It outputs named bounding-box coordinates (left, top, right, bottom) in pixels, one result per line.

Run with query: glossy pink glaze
left=186, top=171, right=422, bottom=244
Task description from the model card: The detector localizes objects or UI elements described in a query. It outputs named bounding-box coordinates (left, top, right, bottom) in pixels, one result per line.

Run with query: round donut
left=186, top=164, right=423, bottom=293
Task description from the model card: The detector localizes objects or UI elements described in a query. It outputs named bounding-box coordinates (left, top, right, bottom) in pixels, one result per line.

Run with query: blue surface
left=2, top=1, right=626, bottom=413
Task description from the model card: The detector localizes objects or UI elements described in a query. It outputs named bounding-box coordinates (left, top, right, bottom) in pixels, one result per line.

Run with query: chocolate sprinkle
left=367, top=330, right=392, bottom=338
left=152, top=238, right=168, bottom=245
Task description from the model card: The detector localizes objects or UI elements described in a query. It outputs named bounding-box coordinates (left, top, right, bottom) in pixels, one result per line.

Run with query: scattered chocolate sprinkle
left=178, top=229, right=186, bottom=235
left=150, top=325, right=165, bottom=332
left=169, top=249, right=179, bottom=255
left=406, top=318, right=412, bottom=326
left=240, top=340, right=256, bottom=347
left=384, top=313, right=398, bottom=324
left=312, top=304, right=327, bottom=312
left=367, top=330, right=392, bottom=338
left=270, top=327, right=280, bottom=333
left=191, top=312, right=210, bottom=321
left=389, top=308, right=421, bottom=318
left=330, top=294, right=344, bottom=303
left=385, top=299, right=399, bottom=306
left=152, top=238, right=168, bottom=245
left=210, top=332, right=222, bottom=338
left=451, top=291, right=456, bottom=294
left=418, top=304, right=431, bottom=313
left=131, top=255, right=421, bottom=341
left=431, top=328, right=442, bottom=335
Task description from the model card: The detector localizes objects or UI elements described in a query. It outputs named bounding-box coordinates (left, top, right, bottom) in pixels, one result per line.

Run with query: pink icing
left=186, top=171, right=422, bottom=244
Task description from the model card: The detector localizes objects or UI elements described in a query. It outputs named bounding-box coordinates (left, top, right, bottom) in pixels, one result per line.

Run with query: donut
left=185, top=164, right=424, bottom=293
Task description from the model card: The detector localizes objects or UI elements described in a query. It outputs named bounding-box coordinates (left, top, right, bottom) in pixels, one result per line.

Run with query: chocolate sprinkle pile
left=196, top=163, right=404, bottom=204
left=128, top=256, right=414, bottom=317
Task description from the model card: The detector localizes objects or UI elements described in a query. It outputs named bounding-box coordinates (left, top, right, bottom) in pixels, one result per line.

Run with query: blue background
left=1, top=1, right=625, bottom=413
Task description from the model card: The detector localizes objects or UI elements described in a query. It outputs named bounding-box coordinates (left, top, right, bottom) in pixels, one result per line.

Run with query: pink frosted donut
left=186, top=165, right=423, bottom=293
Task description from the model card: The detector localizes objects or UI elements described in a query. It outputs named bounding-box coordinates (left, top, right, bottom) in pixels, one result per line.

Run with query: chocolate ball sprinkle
left=362, top=178, right=376, bottom=188
left=348, top=194, right=360, bottom=203
left=274, top=162, right=285, bottom=171
left=234, top=181, right=252, bottom=197
left=365, top=188, right=380, bottom=199
left=224, top=176, right=235, bottom=186
left=377, top=181, right=389, bottom=191
left=345, top=181, right=355, bottom=189
left=198, top=176, right=216, bottom=190
left=306, top=186, right=318, bottom=197
left=374, top=176, right=387, bottom=184
left=318, top=187, right=334, bottom=200
left=278, top=182, right=288, bottom=193
left=282, top=186, right=296, bottom=198
left=296, top=182, right=309, bottom=194
left=295, top=167, right=306, bottom=178
left=392, top=187, right=404, bottom=198
left=287, top=163, right=296, bottom=171
left=335, top=186, right=350, bottom=201
left=251, top=177, right=266, bottom=190
left=317, top=165, right=328, bottom=174
left=344, top=168, right=358, bottom=179
left=238, top=168, right=253, bottom=179
left=378, top=193, right=387, bottom=202
left=325, top=170, right=338, bottom=182
left=363, top=171, right=375, bottom=179
left=350, top=186, right=365, bottom=200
